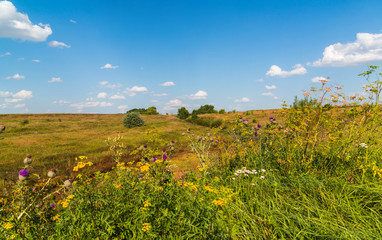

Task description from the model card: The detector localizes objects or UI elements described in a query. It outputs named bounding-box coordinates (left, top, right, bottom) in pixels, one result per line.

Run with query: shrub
left=123, top=112, right=145, bottom=128
left=143, top=106, right=159, bottom=115
left=211, top=119, right=223, bottom=128
left=218, top=109, right=226, bottom=114
left=177, top=107, right=190, bottom=119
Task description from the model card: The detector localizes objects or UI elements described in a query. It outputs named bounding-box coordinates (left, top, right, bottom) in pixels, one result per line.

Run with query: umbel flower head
left=24, top=154, right=33, bottom=165
left=19, top=169, right=29, bottom=181
left=47, top=168, right=57, bottom=178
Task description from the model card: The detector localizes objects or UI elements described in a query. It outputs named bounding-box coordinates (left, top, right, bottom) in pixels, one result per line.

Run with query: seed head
left=47, top=168, right=57, bottom=178
left=64, top=179, right=74, bottom=188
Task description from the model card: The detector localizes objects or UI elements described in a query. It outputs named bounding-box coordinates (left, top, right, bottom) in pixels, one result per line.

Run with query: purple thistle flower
left=144, top=157, right=149, bottom=161
left=171, top=140, right=175, bottom=144
left=215, top=140, right=219, bottom=144
left=163, top=155, right=168, bottom=161
left=211, top=139, right=214, bottom=142
left=187, top=128, right=191, bottom=132
left=144, top=144, right=148, bottom=149
left=0, top=125, right=5, bottom=131
left=153, top=156, right=157, bottom=162
left=137, top=145, right=141, bottom=148
left=257, top=124, right=262, bottom=128
left=269, top=117, right=274, bottom=120
left=19, top=169, right=29, bottom=177
left=254, top=132, right=258, bottom=136
left=50, top=204, right=56, bottom=208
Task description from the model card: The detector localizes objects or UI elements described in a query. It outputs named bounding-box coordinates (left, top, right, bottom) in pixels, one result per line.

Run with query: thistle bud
left=0, top=125, right=5, bottom=131
left=64, top=179, right=74, bottom=188
left=24, top=154, right=33, bottom=165
left=47, top=168, right=57, bottom=178
left=18, top=169, right=29, bottom=181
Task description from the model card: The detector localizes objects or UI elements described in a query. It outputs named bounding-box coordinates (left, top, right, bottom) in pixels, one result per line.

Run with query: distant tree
left=193, top=104, right=218, bottom=115
left=144, top=106, right=159, bottom=115
left=218, top=109, right=226, bottom=114
left=177, top=107, right=190, bottom=119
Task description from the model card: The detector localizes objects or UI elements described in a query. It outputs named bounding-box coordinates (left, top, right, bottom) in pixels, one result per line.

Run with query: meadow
left=1, top=67, right=382, bottom=239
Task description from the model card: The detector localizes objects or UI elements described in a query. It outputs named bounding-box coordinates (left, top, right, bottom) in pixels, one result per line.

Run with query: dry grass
left=0, top=110, right=280, bottom=180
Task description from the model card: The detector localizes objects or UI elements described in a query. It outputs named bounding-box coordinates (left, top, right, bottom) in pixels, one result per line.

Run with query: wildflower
left=261, top=169, right=266, bottom=173
left=24, top=154, right=33, bottom=165
left=144, top=144, right=147, bottom=149
left=303, top=92, right=311, bottom=96
left=19, top=169, right=29, bottom=181
left=114, top=184, right=121, bottom=189
left=182, top=133, right=185, bottom=136
left=260, top=176, right=265, bottom=179
left=232, top=178, right=235, bottom=180
left=359, top=143, right=368, bottom=149
left=64, top=179, right=74, bottom=188
left=212, top=198, right=227, bottom=207
left=171, top=140, right=175, bottom=144
left=67, top=195, right=75, bottom=200
left=47, top=168, right=57, bottom=178
left=187, top=128, right=191, bottom=132
left=50, top=203, right=56, bottom=208
left=142, top=223, right=151, bottom=232
left=52, top=214, right=60, bottom=221
left=0, top=125, right=5, bottom=131
left=153, top=156, right=157, bottom=162
left=254, top=132, right=258, bottom=136
left=269, top=117, right=274, bottom=120
left=257, top=124, right=261, bottom=128
left=62, top=201, right=69, bottom=208
left=163, top=154, right=168, bottom=161
left=324, top=87, right=332, bottom=92
left=4, top=222, right=13, bottom=230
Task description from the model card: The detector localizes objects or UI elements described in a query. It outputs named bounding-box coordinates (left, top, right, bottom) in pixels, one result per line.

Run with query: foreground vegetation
left=1, top=66, right=382, bottom=239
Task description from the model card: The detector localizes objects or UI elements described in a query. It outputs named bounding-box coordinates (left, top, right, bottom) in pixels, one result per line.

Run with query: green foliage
left=20, top=119, right=29, bottom=125
left=218, top=109, right=226, bottom=114
left=192, top=104, right=218, bottom=115
left=291, top=96, right=319, bottom=108
left=187, top=116, right=222, bottom=128
left=127, top=106, right=159, bottom=115
left=176, top=107, right=190, bottom=119
left=123, top=112, right=145, bottom=128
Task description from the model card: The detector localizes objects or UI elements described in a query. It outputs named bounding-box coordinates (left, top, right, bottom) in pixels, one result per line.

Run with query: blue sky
left=1, top=0, right=382, bottom=113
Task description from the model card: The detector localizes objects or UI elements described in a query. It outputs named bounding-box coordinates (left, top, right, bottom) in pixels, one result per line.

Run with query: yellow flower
left=114, top=184, right=122, bottom=189
left=142, top=223, right=151, bottom=232
left=67, top=195, right=75, bottom=200
left=52, top=214, right=60, bottom=221
left=62, top=201, right=69, bottom=208
left=158, top=187, right=163, bottom=191
left=87, top=161, right=93, bottom=167
left=143, top=201, right=151, bottom=208
left=140, top=164, right=150, bottom=172
left=212, top=198, right=227, bottom=207
left=73, top=166, right=79, bottom=172
left=155, top=160, right=163, bottom=164
left=4, top=222, right=13, bottom=230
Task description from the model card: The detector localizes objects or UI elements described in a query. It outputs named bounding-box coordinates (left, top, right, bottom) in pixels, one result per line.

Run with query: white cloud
left=152, top=100, right=158, bottom=103
left=117, top=105, right=129, bottom=112
left=311, top=33, right=382, bottom=67
left=256, top=78, right=264, bottom=82
left=48, top=77, right=62, bottom=83
left=69, top=19, right=77, bottom=24
left=161, top=81, right=175, bottom=87
left=99, top=81, right=121, bottom=89
left=0, top=1, right=52, bottom=41
left=262, top=92, right=278, bottom=100
left=109, top=94, right=125, bottom=100
left=0, top=52, right=11, bottom=57
left=48, top=41, right=70, bottom=48
left=168, top=99, right=182, bottom=106
left=32, top=59, right=40, bottom=62
left=153, top=93, right=168, bottom=97
left=266, top=64, right=307, bottom=78
left=97, top=92, right=107, bottom=99
left=189, top=90, right=207, bottom=100
left=53, top=100, right=70, bottom=104
left=125, top=86, right=148, bottom=96
left=311, top=76, right=328, bottom=83
left=70, top=101, right=113, bottom=111
left=3, top=89, right=32, bottom=103
left=100, top=63, right=119, bottom=69
left=234, top=97, right=250, bottom=103
left=13, top=90, right=32, bottom=99
left=6, top=73, right=24, bottom=80
left=15, top=103, right=25, bottom=108
left=17, top=57, right=24, bottom=60
left=265, top=85, right=277, bottom=90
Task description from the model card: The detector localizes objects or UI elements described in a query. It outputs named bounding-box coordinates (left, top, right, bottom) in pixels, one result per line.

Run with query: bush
left=127, top=106, right=159, bottom=115
left=218, top=109, right=226, bottom=114
left=123, top=112, right=145, bottom=128
left=177, top=107, right=190, bottom=119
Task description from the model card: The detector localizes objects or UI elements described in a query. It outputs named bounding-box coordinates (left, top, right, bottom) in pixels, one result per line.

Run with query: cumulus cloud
left=48, top=41, right=70, bottom=48
left=97, top=92, right=107, bottom=99
left=99, top=81, right=121, bottom=89
left=53, top=100, right=70, bottom=104
left=1, top=89, right=32, bottom=103
left=153, top=93, right=168, bottom=97
left=117, top=105, right=129, bottom=112
left=256, top=78, right=264, bottom=82
left=70, top=101, right=113, bottom=111
left=311, top=76, right=328, bottom=83
left=69, top=19, right=77, bottom=24
left=100, top=63, right=119, bottom=69
left=262, top=92, right=278, bottom=100
left=265, top=85, right=277, bottom=90
left=48, top=77, right=62, bottom=83
left=109, top=94, right=125, bottom=100
left=15, top=103, right=25, bottom=108
left=6, top=73, right=24, bottom=80
left=266, top=64, right=307, bottom=78
left=32, top=59, right=40, bottom=62
left=0, top=52, right=11, bottom=57
left=163, top=99, right=183, bottom=111
left=125, top=86, right=148, bottom=96
left=0, top=1, right=52, bottom=41
left=311, top=33, right=382, bottom=67
left=234, top=97, right=250, bottom=103
left=189, top=90, right=208, bottom=100
left=161, top=81, right=175, bottom=87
